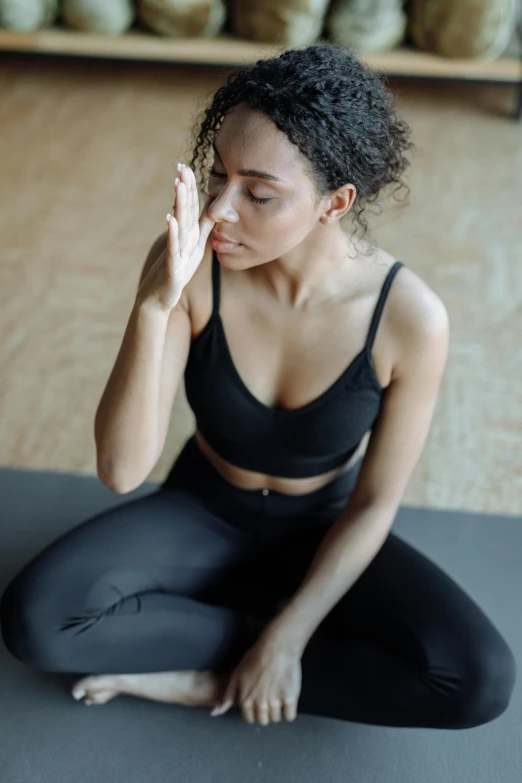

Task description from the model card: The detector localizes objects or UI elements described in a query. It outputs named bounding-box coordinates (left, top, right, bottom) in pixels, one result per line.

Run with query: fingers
left=210, top=699, right=232, bottom=717
left=198, top=194, right=216, bottom=247
left=174, top=171, right=187, bottom=254
left=283, top=698, right=297, bottom=722
left=269, top=700, right=282, bottom=723
left=238, top=699, right=295, bottom=726
left=190, top=167, right=199, bottom=230
left=241, top=700, right=256, bottom=724
left=176, top=163, right=198, bottom=226
left=179, top=164, right=193, bottom=228
left=256, top=703, right=270, bottom=726
left=254, top=702, right=280, bottom=726
left=172, top=163, right=215, bottom=254
left=210, top=675, right=236, bottom=717
left=213, top=701, right=297, bottom=725
left=166, top=213, right=178, bottom=267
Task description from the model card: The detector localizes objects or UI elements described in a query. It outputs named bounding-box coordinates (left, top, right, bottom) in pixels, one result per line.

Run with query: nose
left=207, top=186, right=239, bottom=223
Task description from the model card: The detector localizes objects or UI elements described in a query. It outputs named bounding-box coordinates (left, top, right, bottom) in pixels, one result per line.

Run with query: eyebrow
left=212, top=141, right=287, bottom=184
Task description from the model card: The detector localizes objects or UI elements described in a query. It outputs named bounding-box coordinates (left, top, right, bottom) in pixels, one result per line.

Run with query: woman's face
left=205, top=103, right=354, bottom=268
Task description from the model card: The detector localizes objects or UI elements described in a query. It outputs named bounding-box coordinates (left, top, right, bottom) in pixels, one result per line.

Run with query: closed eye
left=208, top=166, right=272, bottom=205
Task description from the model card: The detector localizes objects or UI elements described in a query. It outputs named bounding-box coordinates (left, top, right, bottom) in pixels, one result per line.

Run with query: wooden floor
left=0, top=54, right=520, bottom=515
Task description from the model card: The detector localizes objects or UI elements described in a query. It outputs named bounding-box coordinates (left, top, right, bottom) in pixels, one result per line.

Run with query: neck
left=256, top=229, right=357, bottom=309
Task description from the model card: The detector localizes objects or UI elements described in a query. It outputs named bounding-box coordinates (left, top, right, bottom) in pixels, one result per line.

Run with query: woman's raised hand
left=138, top=163, right=216, bottom=312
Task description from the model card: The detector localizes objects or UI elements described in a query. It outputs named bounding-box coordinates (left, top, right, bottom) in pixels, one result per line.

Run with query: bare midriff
left=193, top=428, right=366, bottom=496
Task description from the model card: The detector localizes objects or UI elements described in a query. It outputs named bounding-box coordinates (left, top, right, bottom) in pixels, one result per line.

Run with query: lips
left=212, top=232, right=239, bottom=244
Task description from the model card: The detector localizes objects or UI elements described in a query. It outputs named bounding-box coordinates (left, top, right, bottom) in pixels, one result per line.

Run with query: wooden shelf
left=0, top=27, right=520, bottom=82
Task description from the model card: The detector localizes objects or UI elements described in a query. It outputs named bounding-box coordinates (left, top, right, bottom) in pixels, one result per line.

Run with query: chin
left=215, top=248, right=254, bottom=269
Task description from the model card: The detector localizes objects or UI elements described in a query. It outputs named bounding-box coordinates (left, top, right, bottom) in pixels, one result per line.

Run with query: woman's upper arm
left=348, top=280, right=450, bottom=512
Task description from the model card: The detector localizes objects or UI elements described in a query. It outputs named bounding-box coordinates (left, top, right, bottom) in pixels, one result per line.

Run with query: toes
left=72, top=685, right=118, bottom=706
left=72, top=675, right=116, bottom=701
left=86, top=689, right=118, bottom=705
left=72, top=676, right=97, bottom=699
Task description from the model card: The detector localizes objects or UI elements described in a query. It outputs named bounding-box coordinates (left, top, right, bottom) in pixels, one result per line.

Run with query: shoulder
left=384, top=259, right=450, bottom=380
left=390, top=265, right=449, bottom=333
left=351, top=241, right=448, bottom=335
left=389, top=262, right=449, bottom=330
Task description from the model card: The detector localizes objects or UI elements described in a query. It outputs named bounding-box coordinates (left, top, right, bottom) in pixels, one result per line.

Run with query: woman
left=0, top=43, right=516, bottom=729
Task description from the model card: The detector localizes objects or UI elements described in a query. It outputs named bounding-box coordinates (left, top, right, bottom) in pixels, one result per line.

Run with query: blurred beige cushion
left=62, top=0, right=135, bottom=35
left=0, top=0, right=59, bottom=31
left=229, top=0, right=331, bottom=46
left=138, top=0, right=227, bottom=38
left=326, top=0, right=407, bottom=53
left=409, top=0, right=518, bottom=59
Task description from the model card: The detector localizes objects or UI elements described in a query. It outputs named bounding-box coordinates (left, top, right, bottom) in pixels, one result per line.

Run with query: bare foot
left=71, top=669, right=229, bottom=707
left=71, top=612, right=268, bottom=707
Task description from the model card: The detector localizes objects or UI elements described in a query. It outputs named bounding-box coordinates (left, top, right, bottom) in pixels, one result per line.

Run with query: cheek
left=262, top=217, right=311, bottom=254
left=270, top=203, right=311, bottom=237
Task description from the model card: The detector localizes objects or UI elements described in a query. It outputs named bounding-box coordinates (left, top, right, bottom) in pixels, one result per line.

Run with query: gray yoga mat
left=0, top=465, right=520, bottom=783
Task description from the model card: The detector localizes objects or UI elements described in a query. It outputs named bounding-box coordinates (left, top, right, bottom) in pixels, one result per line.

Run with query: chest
left=217, top=293, right=390, bottom=411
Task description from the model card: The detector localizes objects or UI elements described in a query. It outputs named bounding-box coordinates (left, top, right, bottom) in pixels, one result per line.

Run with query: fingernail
left=177, top=163, right=185, bottom=172
left=73, top=689, right=86, bottom=701
left=175, top=177, right=180, bottom=186
left=166, top=214, right=171, bottom=222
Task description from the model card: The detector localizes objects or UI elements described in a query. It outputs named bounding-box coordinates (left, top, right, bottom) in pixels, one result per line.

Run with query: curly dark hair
left=187, top=41, right=414, bottom=240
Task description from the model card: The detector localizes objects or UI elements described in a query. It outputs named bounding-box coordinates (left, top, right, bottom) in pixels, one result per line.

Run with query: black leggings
left=0, top=435, right=516, bottom=729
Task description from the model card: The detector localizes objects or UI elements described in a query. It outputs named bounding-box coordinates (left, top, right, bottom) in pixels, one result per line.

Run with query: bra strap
left=211, top=249, right=221, bottom=316
left=366, top=261, right=404, bottom=352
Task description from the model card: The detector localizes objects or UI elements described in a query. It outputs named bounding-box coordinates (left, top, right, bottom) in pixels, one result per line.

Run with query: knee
left=452, top=638, right=517, bottom=729
left=0, top=575, right=33, bottom=663
left=0, top=574, right=58, bottom=671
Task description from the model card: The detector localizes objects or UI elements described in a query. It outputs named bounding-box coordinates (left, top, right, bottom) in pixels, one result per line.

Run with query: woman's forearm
left=94, top=300, right=170, bottom=492
left=264, top=501, right=397, bottom=656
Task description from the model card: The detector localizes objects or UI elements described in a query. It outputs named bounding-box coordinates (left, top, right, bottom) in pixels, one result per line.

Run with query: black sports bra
left=184, top=250, right=404, bottom=478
